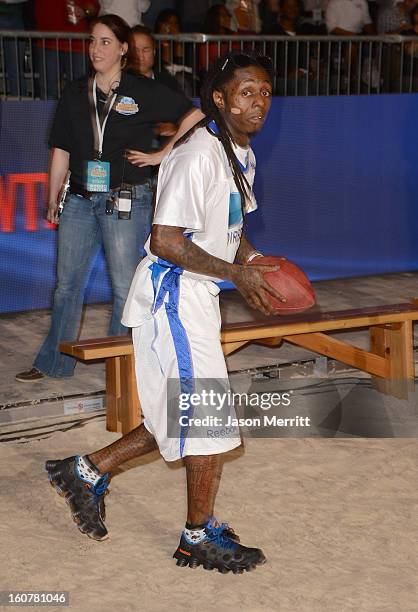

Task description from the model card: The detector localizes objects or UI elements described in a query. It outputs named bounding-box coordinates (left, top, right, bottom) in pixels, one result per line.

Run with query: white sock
left=75, top=455, right=101, bottom=486
left=184, top=526, right=207, bottom=545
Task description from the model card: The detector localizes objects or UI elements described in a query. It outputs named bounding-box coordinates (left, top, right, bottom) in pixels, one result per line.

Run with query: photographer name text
left=178, top=415, right=311, bottom=427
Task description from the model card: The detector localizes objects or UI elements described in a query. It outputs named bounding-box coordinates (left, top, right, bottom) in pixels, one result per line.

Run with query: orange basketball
left=249, top=255, right=316, bottom=314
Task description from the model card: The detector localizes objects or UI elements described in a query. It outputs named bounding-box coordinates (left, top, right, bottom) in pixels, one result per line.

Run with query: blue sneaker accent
left=93, top=473, right=110, bottom=496
left=204, top=518, right=238, bottom=550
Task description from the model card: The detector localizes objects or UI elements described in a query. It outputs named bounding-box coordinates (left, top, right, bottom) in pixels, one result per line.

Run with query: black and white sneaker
left=173, top=518, right=265, bottom=574
left=45, top=455, right=110, bottom=541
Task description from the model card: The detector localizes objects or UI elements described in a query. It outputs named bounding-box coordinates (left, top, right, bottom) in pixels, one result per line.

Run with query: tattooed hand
left=151, top=226, right=286, bottom=316
left=231, top=264, right=286, bottom=316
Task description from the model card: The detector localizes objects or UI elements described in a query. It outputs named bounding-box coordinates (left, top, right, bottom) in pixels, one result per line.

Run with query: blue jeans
left=34, top=186, right=153, bottom=377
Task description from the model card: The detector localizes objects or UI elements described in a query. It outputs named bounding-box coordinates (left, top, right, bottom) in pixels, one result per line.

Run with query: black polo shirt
left=153, top=69, right=184, bottom=95
left=49, top=71, right=194, bottom=189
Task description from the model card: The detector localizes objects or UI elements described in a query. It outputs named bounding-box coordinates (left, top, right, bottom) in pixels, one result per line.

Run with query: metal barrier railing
left=1, top=31, right=418, bottom=99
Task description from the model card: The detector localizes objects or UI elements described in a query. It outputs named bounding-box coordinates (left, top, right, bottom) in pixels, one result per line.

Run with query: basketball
left=248, top=255, right=316, bottom=314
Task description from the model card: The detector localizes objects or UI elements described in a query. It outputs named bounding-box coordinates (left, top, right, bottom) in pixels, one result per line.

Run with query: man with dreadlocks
left=45, top=52, right=283, bottom=574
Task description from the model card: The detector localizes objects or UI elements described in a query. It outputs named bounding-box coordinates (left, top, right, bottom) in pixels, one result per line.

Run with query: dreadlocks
left=175, top=51, right=274, bottom=219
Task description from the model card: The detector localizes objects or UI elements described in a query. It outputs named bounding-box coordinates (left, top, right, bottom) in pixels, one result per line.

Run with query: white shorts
left=126, top=262, right=241, bottom=462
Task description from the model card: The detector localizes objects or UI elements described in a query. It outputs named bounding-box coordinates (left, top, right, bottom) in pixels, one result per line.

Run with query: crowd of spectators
left=2, top=0, right=418, bottom=96
left=2, top=0, right=417, bottom=36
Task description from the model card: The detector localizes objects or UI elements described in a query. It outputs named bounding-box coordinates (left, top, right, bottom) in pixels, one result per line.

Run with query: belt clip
left=105, top=193, right=115, bottom=215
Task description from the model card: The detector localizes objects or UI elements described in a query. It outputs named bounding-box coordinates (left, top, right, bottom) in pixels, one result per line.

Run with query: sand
left=1, top=418, right=418, bottom=612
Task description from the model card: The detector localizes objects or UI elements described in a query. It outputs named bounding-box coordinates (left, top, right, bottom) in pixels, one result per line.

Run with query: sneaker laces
left=208, top=516, right=236, bottom=537
left=206, top=517, right=238, bottom=550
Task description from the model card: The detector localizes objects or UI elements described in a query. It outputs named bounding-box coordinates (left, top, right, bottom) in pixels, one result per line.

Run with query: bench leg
left=118, top=354, right=141, bottom=435
left=222, top=340, right=250, bottom=356
left=370, top=321, right=415, bottom=399
left=105, top=356, right=141, bottom=434
left=106, top=357, right=122, bottom=433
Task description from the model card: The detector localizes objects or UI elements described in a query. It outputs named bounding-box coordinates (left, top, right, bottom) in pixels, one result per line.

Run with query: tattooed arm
left=151, top=225, right=284, bottom=315
left=234, top=234, right=263, bottom=265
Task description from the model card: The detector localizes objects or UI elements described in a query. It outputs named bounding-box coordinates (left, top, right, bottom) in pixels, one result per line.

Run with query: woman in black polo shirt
left=16, top=14, right=202, bottom=381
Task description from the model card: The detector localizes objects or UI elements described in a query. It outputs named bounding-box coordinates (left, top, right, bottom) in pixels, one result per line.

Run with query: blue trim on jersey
left=149, top=258, right=195, bottom=457
left=229, top=192, right=243, bottom=227
left=207, top=119, right=250, bottom=173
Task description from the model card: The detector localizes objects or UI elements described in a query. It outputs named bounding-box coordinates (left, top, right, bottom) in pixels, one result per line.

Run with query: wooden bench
left=60, top=292, right=418, bottom=435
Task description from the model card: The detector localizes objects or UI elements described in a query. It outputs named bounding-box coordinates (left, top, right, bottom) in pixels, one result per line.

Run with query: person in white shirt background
left=326, top=0, right=375, bottom=33
left=326, top=0, right=376, bottom=88
left=99, top=0, right=151, bottom=26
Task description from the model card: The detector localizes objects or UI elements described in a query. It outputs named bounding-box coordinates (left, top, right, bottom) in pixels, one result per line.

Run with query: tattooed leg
left=184, top=454, right=224, bottom=526
left=88, top=423, right=157, bottom=474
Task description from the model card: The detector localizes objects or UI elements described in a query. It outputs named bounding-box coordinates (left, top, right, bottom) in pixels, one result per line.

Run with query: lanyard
left=88, top=76, right=117, bottom=160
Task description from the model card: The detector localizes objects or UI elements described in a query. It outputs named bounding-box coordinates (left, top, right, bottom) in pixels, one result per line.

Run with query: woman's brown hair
left=89, top=13, right=134, bottom=70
